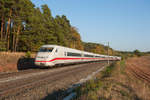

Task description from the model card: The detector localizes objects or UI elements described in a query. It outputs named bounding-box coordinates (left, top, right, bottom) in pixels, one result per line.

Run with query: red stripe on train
left=35, top=57, right=105, bottom=62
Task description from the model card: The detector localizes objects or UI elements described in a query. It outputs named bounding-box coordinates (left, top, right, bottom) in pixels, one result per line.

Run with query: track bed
left=0, top=62, right=108, bottom=100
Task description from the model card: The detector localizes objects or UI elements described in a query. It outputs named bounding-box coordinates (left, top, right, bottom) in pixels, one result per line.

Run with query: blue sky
left=31, top=0, right=150, bottom=52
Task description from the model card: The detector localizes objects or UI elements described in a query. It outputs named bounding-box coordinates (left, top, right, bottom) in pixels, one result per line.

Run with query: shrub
left=0, top=41, right=6, bottom=51
left=25, top=51, right=31, bottom=58
left=102, top=63, right=115, bottom=78
left=87, top=91, right=98, bottom=100
left=133, top=49, right=143, bottom=57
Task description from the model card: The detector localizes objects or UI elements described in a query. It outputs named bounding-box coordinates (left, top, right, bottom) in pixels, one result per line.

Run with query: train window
left=67, top=52, right=81, bottom=57
left=55, top=49, right=57, bottom=52
left=95, top=56, right=105, bottom=58
left=64, top=52, right=67, bottom=56
left=95, top=56, right=100, bottom=58
left=39, top=47, right=53, bottom=52
left=84, top=54, right=94, bottom=57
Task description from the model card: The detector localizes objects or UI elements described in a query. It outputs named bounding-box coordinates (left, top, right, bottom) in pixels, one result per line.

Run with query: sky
left=31, top=0, right=150, bottom=52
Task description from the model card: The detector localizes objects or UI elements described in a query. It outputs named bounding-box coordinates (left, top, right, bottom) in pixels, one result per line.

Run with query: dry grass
left=0, top=52, right=35, bottom=72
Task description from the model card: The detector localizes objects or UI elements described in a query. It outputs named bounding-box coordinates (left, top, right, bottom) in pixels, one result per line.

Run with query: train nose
left=34, top=61, right=55, bottom=67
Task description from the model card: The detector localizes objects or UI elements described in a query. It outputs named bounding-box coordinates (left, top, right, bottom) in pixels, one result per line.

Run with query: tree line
left=0, top=0, right=115, bottom=55
left=0, top=0, right=84, bottom=52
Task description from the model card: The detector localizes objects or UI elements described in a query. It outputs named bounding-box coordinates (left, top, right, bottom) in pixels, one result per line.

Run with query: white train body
left=35, top=45, right=121, bottom=67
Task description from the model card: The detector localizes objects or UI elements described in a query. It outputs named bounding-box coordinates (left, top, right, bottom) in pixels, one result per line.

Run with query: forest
left=0, top=0, right=114, bottom=55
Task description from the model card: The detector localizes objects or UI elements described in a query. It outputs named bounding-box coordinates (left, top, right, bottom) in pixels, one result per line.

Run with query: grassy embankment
left=74, top=59, right=150, bottom=100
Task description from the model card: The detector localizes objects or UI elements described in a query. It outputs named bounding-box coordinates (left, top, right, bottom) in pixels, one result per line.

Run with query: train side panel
left=35, top=45, right=121, bottom=67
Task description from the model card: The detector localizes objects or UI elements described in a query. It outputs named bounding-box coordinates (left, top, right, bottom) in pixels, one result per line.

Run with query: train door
left=54, top=47, right=64, bottom=64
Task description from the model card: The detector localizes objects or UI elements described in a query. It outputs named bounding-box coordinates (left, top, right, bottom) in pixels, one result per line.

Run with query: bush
left=102, top=63, right=115, bottom=78
left=133, top=49, right=143, bottom=57
left=0, top=41, right=6, bottom=51
left=25, top=51, right=31, bottom=58
left=87, top=91, right=98, bottom=100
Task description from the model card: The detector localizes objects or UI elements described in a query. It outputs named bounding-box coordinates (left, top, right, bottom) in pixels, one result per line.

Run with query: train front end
left=35, top=46, right=55, bottom=67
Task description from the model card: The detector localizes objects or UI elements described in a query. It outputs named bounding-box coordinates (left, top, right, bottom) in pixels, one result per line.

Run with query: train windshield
left=39, top=47, right=54, bottom=52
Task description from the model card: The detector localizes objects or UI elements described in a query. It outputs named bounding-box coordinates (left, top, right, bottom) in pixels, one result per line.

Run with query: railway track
left=0, top=69, right=44, bottom=79
left=0, top=62, right=107, bottom=100
left=0, top=67, right=82, bottom=99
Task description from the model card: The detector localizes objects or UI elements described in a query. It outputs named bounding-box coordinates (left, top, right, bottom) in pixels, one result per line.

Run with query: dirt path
left=0, top=62, right=108, bottom=100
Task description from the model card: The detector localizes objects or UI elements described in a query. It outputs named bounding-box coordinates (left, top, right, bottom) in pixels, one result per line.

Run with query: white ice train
left=35, top=45, right=121, bottom=67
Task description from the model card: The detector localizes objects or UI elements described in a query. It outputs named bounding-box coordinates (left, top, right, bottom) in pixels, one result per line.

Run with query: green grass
left=101, top=63, right=116, bottom=78
left=120, top=60, right=126, bottom=74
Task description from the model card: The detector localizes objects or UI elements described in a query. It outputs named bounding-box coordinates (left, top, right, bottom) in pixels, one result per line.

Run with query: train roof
left=41, top=45, right=60, bottom=48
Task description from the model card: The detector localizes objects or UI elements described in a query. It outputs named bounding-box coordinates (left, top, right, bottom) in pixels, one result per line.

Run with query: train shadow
left=17, top=57, right=39, bottom=70
left=41, top=89, right=66, bottom=100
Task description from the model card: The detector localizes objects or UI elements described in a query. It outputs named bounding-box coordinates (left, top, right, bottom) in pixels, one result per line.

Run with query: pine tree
left=41, top=5, right=57, bottom=45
